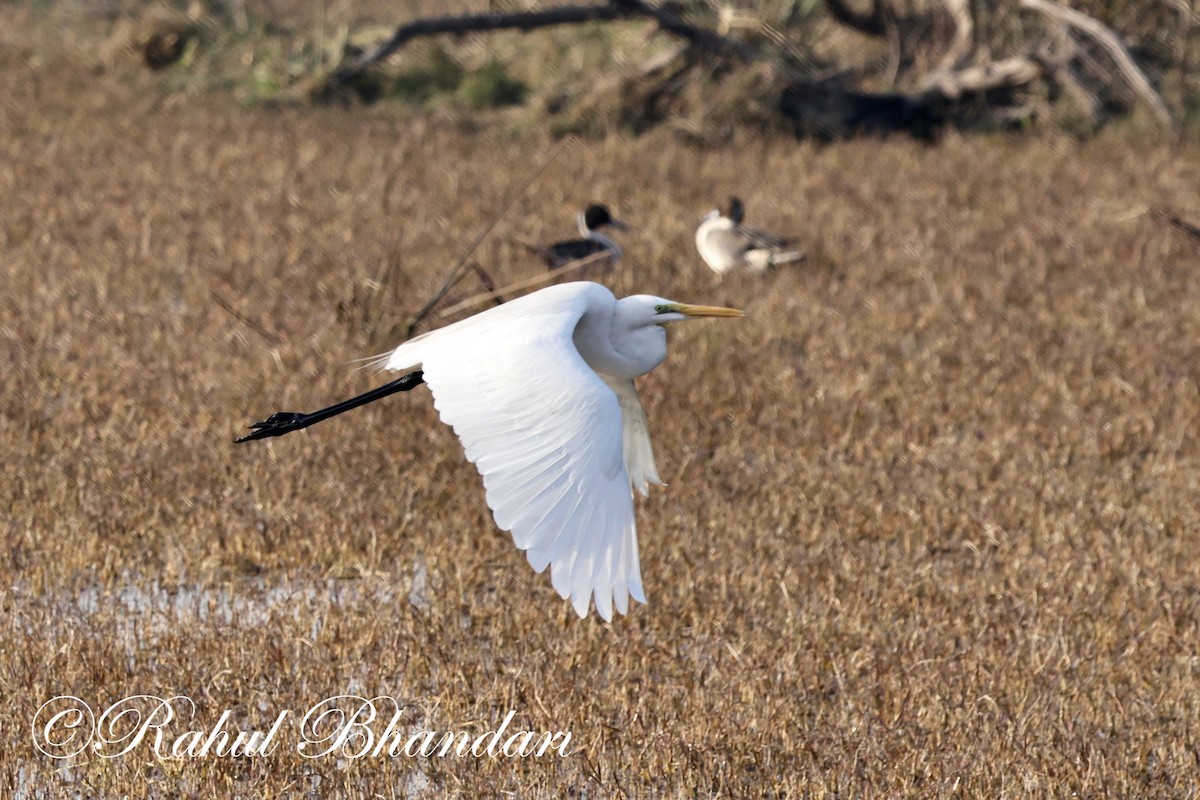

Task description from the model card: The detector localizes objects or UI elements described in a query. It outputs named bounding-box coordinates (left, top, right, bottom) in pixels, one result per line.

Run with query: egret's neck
left=573, top=300, right=666, bottom=379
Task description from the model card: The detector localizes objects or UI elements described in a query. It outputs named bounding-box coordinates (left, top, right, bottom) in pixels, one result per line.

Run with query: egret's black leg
left=235, top=370, right=425, bottom=443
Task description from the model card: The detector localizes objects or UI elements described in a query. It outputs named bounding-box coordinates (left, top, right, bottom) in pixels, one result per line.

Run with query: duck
left=695, top=196, right=803, bottom=274
left=530, top=203, right=629, bottom=271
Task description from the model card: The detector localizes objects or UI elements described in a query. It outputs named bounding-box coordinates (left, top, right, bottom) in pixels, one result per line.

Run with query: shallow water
left=12, top=560, right=431, bottom=658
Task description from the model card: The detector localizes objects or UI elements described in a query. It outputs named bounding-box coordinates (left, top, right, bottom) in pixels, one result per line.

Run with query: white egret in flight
left=696, top=196, right=803, bottom=274
left=236, top=282, right=742, bottom=621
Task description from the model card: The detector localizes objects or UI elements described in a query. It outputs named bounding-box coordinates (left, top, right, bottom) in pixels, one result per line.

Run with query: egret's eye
left=654, top=304, right=670, bottom=314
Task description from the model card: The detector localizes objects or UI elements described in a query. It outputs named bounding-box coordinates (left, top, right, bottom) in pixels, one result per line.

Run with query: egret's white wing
left=385, top=283, right=646, bottom=621
left=599, top=375, right=662, bottom=497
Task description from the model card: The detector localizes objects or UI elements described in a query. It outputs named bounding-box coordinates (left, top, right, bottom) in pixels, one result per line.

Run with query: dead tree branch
left=918, top=0, right=1038, bottom=101
left=332, top=0, right=753, bottom=85
left=1019, top=0, right=1172, bottom=125
left=935, top=0, right=973, bottom=71
left=1030, top=28, right=1104, bottom=123
left=333, top=3, right=633, bottom=84
left=610, top=0, right=755, bottom=59
left=317, top=0, right=1174, bottom=139
left=922, top=57, right=1041, bottom=101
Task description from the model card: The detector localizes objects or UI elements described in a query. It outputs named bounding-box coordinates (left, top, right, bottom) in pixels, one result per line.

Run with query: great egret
left=528, top=204, right=629, bottom=270
left=696, top=196, right=803, bottom=274
left=236, top=282, right=742, bottom=621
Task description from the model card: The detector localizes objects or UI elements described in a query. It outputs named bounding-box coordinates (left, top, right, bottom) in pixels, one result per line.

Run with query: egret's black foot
left=233, top=370, right=424, bottom=446
left=235, top=411, right=311, bottom=443
left=252, top=411, right=307, bottom=430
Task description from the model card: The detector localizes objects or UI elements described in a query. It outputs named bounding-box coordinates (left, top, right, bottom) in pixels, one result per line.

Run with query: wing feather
left=739, top=223, right=794, bottom=250
left=383, top=283, right=647, bottom=620
left=612, top=523, right=629, bottom=616
left=525, top=488, right=588, bottom=572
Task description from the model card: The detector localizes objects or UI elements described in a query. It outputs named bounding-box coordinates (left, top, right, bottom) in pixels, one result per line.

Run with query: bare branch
left=1019, top=0, right=1172, bottom=125
left=333, top=3, right=634, bottom=84
left=922, top=57, right=1041, bottom=100
left=333, top=0, right=753, bottom=85
left=1030, top=26, right=1103, bottom=124
left=936, top=0, right=973, bottom=72
left=610, top=0, right=755, bottom=59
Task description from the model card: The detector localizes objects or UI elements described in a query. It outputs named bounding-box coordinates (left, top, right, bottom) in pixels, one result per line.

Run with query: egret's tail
left=349, top=351, right=397, bottom=375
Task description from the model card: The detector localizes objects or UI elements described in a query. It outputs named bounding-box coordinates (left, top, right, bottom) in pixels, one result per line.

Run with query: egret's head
left=621, top=295, right=743, bottom=327
left=604, top=294, right=743, bottom=376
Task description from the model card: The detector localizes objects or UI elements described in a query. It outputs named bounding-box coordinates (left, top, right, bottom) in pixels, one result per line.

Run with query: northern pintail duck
left=531, top=204, right=629, bottom=270
left=695, top=197, right=802, bottom=274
